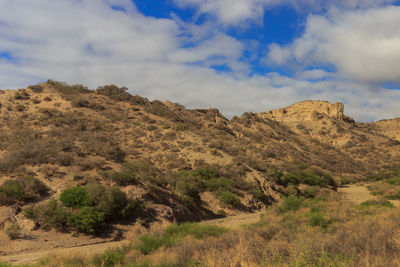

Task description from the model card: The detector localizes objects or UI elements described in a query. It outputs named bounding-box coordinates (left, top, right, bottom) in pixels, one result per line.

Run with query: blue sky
left=0, top=0, right=400, bottom=121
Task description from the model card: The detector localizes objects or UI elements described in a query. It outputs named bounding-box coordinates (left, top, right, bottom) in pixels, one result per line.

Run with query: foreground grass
left=2, top=191, right=400, bottom=267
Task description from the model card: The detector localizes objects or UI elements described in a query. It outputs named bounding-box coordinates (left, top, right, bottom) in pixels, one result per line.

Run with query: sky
left=0, top=0, right=400, bottom=121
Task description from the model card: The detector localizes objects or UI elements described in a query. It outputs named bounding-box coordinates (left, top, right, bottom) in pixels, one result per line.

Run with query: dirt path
left=0, top=211, right=265, bottom=264
left=338, top=184, right=400, bottom=207
left=338, top=184, right=377, bottom=204
left=200, top=211, right=264, bottom=228
left=0, top=240, right=128, bottom=264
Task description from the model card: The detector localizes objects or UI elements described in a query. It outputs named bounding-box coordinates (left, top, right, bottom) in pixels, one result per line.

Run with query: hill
left=0, top=80, right=399, bottom=257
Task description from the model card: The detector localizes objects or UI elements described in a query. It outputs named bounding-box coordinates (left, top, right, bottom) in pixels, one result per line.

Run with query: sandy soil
left=339, top=184, right=400, bottom=207
left=338, top=184, right=377, bottom=204
left=0, top=240, right=128, bottom=264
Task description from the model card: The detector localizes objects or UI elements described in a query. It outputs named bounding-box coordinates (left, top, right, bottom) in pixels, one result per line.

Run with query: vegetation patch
left=135, top=222, right=228, bottom=255
left=25, top=183, right=137, bottom=234
left=217, top=191, right=241, bottom=208
left=0, top=176, right=48, bottom=205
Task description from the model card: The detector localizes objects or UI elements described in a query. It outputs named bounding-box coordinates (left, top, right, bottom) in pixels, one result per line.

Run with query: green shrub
left=360, top=199, right=394, bottom=208
left=302, top=186, right=320, bottom=198
left=204, top=177, right=233, bottom=191
left=193, top=168, right=219, bottom=180
left=92, top=247, right=126, bottom=267
left=110, top=172, right=136, bottom=186
left=218, top=191, right=241, bottom=208
left=60, top=187, right=89, bottom=208
left=29, top=184, right=135, bottom=234
left=85, top=183, right=133, bottom=219
left=66, top=207, right=104, bottom=234
left=32, top=199, right=67, bottom=230
left=277, top=195, right=305, bottom=214
left=135, top=234, right=165, bottom=255
left=96, top=186, right=129, bottom=219
left=5, top=223, right=21, bottom=239
left=366, top=168, right=400, bottom=181
left=385, top=177, right=400, bottom=185
left=281, top=170, right=336, bottom=187
left=341, top=177, right=356, bottom=185
left=176, top=180, right=201, bottom=203
left=47, top=80, right=89, bottom=95
left=307, top=207, right=329, bottom=228
left=0, top=176, right=48, bottom=205
left=135, top=223, right=227, bottom=255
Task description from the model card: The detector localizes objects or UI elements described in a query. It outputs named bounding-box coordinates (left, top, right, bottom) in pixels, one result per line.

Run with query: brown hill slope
left=0, top=81, right=399, bottom=254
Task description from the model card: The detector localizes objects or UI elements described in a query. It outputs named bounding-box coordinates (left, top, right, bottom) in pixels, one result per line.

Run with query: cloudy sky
left=1, top=0, right=400, bottom=121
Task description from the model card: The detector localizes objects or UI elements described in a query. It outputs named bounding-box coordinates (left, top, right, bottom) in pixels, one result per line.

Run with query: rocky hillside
left=0, top=81, right=399, bottom=252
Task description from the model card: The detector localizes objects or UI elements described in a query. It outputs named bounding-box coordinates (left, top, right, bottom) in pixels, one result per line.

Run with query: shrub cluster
left=276, top=169, right=336, bottom=188
left=135, top=222, right=228, bottom=255
left=0, top=176, right=48, bottom=205
left=47, top=80, right=89, bottom=96
left=174, top=168, right=242, bottom=207
left=25, top=183, right=136, bottom=234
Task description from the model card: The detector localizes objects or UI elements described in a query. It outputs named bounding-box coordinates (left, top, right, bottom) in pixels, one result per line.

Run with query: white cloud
left=266, top=6, right=400, bottom=84
left=173, top=0, right=398, bottom=26
left=0, top=0, right=399, bottom=122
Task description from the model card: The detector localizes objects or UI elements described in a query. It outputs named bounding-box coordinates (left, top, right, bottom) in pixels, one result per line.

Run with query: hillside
left=0, top=80, right=399, bottom=257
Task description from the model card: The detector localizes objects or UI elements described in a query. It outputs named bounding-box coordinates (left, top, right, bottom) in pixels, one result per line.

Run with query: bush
left=0, top=176, right=48, bottom=205
left=135, top=234, right=165, bottom=255
left=85, top=183, right=134, bottom=220
left=105, top=172, right=136, bottom=186
left=218, top=191, right=241, bottom=208
left=5, top=223, right=21, bottom=239
left=385, top=177, right=400, bottom=185
left=176, top=180, right=201, bottom=204
left=29, top=184, right=135, bottom=234
left=277, top=195, right=305, bottom=214
left=307, top=207, right=329, bottom=228
left=32, top=199, right=67, bottom=230
left=193, top=168, right=219, bottom=180
left=96, top=84, right=132, bottom=102
left=135, top=223, right=227, bottom=255
left=47, top=80, right=89, bottom=96
left=92, top=247, right=127, bottom=267
left=14, top=90, right=30, bottom=100
left=204, top=177, right=233, bottom=191
left=66, top=207, right=105, bottom=234
left=360, top=199, right=394, bottom=208
left=281, top=170, right=336, bottom=188
left=95, top=186, right=129, bottom=219
left=60, top=187, right=89, bottom=208
left=28, top=84, right=43, bottom=93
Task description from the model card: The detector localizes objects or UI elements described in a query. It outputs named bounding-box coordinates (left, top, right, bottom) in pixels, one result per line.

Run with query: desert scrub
left=135, top=222, right=228, bottom=255
left=367, top=182, right=400, bottom=200
left=280, top=170, right=336, bottom=188
left=5, top=223, right=21, bottom=239
left=60, top=186, right=89, bottom=208
left=92, top=246, right=129, bottom=267
left=276, top=195, right=305, bottom=214
left=101, top=171, right=137, bottom=186
left=27, top=184, right=137, bottom=234
left=360, top=199, right=394, bottom=209
left=217, top=191, right=241, bottom=208
left=0, top=176, right=48, bottom=205
left=66, top=207, right=105, bottom=234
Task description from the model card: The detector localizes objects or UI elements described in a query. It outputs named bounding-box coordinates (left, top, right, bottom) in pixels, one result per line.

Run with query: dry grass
left=5, top=192, right=400, bottom=266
